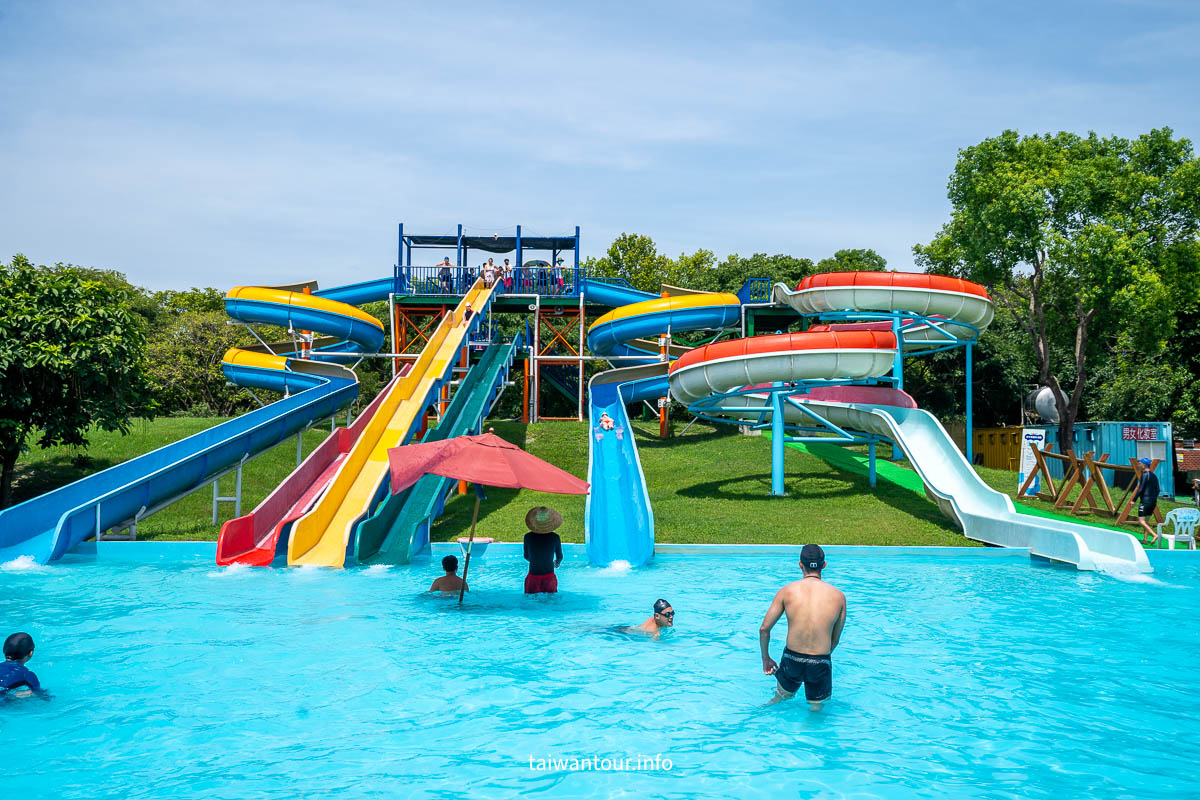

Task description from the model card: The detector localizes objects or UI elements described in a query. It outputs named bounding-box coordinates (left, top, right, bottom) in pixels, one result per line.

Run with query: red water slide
left=215, top=368, right=408, bottom=566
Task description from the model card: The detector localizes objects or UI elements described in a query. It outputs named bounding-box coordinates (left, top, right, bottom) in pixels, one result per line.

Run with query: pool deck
left=49, top=540, right=1197, bottom=566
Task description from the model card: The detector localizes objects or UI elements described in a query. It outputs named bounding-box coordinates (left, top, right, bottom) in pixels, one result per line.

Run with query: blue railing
left=393, top=266, right=776, bottom=303
left=394, top=265, right=582, bottom=298
left=738, top=278, right=772, bottom=303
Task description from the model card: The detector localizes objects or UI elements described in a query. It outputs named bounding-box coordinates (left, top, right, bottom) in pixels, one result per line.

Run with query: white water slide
left=667, top=273, right=1150, bottom=573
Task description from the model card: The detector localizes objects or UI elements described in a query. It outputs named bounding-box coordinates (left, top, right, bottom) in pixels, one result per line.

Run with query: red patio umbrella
left=387, top=429, right=589, bottom=601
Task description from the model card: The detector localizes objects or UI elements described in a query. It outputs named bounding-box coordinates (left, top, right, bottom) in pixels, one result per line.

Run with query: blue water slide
left=0, top=279, right=389, bottom=565
left=580, top=278, right=658, bottom=308
left=582, top=292, right=743, bottom=566
left=585, top=366, right=669, bottom=567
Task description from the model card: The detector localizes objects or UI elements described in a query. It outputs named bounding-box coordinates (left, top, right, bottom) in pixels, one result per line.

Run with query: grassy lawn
left=431, top=420, right=972, bottom=546
left=11, top=416, right=976, bottom=546
left=10, top=417, right=340, bottom=540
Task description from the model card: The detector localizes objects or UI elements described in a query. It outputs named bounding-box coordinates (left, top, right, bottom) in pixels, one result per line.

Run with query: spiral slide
left=584, top=291, right=742, bottom=565
left=0, top=282, right=386, bottom=566
left=286, top=280, right=496, bottom=567
left=665, top=272, right=1149, bottom=572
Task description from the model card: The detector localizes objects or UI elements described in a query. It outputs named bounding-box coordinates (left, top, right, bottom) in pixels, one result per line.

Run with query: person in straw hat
left=523, top=506, right=564, bottom=594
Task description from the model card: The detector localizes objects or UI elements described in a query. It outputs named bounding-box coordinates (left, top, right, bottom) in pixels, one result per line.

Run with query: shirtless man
left=759, top=544, right=846, bottom=709
left=430, top=555, right=467, bottom=594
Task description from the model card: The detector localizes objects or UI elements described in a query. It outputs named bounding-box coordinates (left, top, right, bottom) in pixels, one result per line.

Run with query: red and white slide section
left=667, top=272, right=1150, bottom=573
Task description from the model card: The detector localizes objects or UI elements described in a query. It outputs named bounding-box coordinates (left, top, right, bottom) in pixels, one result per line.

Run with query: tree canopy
left=915, top=127, right=1200, bottom=447
left=0, top=255, right=156, bottom=506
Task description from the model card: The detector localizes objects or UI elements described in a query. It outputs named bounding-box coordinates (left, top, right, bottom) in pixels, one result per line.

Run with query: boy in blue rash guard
left=1, top=632, right=42, bottom=696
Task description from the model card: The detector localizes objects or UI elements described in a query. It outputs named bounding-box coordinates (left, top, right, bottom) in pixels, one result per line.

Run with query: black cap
left=653, top=598, right=672, bottom=614
left=800, top=544, right=825, bottom=570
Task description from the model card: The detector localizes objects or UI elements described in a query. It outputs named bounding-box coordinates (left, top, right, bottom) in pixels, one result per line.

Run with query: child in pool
left=1, top=632, right=42, bottom=697
left=430, top=555, right=468, bottom=594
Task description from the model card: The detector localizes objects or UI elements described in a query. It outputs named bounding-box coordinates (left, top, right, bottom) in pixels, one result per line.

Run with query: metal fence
left=395, top=265, right=582, bottom=297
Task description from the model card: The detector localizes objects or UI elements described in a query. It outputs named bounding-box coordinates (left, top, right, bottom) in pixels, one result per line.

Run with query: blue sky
left=1, top=0, right=1197, bottom=290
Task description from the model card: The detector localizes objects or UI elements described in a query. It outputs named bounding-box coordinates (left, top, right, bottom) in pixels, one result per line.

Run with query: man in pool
left=1, top=632, right=42, bottom=697
left=626, top=598, right=674, bottom=638
left=523, top=506, right=563, bottom=594
left=429, top=555, right=467, bottom=594
left=758, top=544, right=846, bottom=710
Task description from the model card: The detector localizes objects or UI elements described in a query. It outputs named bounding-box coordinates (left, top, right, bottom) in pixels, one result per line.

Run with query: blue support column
left=868, top=441, right=877, bottom=487
left=771, top=388, right=786, bottom=496
left=400, top=220, right=410, bottom=296
left=574, top=225, right=581, bottom=291
left=965, top=342, right=974, bottom=465
left=892, top=316, right=904, bottom=391
left=456, top=224, right=463, bottom=267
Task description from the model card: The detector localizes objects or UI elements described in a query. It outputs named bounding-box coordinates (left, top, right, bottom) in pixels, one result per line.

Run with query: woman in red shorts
left=523, top=506, right=564, bottom=594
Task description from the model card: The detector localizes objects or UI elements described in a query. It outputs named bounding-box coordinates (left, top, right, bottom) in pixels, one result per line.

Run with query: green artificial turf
left=785, top=437, right=1186, bottom=546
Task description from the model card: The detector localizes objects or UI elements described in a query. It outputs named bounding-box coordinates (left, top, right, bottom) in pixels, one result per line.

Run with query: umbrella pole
left=458, top=492, right=481, bottom=604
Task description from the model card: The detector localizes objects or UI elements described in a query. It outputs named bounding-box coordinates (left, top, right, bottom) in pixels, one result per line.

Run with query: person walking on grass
left=523, top=506, right=563, bottom=594
left=758, top=544, right=846, bottom=710
left=1131, top=457, right=1161, bottom=545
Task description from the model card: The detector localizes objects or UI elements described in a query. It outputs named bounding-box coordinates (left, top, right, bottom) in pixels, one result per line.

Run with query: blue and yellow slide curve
left=583, top=289, right=742, bottom=567
left=0, top=280, right=387, bottom=565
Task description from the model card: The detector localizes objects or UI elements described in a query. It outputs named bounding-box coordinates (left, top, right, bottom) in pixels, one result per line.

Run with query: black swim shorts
left=775, top=649, right=831, bottom=701
left=1139, top=499, right=1157, bottom=518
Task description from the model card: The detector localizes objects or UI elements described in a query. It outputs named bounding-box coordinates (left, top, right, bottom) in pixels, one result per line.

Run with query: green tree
left=706, top=253, right=816, bottom=294
left=816, top=248, right=888, bottom=273
left=153, top=287, right=226, bottom=314
left=583, top=233, right=675, bottom=293
left=0, top=255, right=155, bottom=506
left=915, top=128, right=1200, bottom=452
left=144, top=310, right=261, bottom=416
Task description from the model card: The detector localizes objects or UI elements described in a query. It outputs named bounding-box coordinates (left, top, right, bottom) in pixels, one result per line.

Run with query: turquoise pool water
left=2, top=545, right=1197, bottom=799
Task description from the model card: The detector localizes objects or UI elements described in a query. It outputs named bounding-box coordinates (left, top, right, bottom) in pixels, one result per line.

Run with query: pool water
left=2, top=545, right=1198, bottom=799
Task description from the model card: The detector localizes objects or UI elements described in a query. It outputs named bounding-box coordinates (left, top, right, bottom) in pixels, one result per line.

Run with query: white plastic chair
left=1156, top=508, right=1200, bottom=550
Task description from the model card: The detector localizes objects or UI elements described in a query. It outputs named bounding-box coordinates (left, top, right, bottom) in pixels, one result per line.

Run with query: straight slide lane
left=215, top=369, right=405, bottom=566
left=287, top=280, right=496, bottom=567
left=585, top=365, right=666, bottom=568
left=582, top=291, right=742, bottom=566
left=355, top=339, right=517, bottom=565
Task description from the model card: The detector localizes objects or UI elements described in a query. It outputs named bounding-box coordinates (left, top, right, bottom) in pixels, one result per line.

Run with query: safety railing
left=394, top=265, right=582, bottom=297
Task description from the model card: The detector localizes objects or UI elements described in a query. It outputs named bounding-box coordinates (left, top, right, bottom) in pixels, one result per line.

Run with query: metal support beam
left=771, top=389, right=786, bottom=496
left=965, top=342, right=974, bottom=465
left=868, top=441, right=877, bottom=488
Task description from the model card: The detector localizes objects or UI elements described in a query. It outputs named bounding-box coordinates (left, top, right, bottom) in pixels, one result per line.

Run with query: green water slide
left=353, top=339, right=517, bottom=565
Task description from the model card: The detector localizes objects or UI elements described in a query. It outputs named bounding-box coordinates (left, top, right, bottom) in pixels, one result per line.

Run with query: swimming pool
left=3, top=544, right=1197, bottom=799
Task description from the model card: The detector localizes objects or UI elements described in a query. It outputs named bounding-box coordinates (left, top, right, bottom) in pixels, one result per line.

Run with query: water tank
left=1025, top=386, right=1067, bottom=423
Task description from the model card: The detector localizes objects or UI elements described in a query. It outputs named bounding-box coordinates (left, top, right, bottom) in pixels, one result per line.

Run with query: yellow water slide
left=287, top=280, right=496, bottom=566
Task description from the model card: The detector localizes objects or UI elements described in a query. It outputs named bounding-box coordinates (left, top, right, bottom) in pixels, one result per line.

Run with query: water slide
left=215, top=369, right=406, bottom=566
left=287, top=280, right=496, bottom=567
left=664, top=272, right=1149, bottom=572
left=354, top=338, right=518, bottom=565
left=584, top=291, right=742, bottom=566
left=0, top=281, right=388, bottom=565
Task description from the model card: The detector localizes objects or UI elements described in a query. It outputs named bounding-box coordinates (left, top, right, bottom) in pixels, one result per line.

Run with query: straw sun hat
left=525, top=506, right=563, bottom=533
